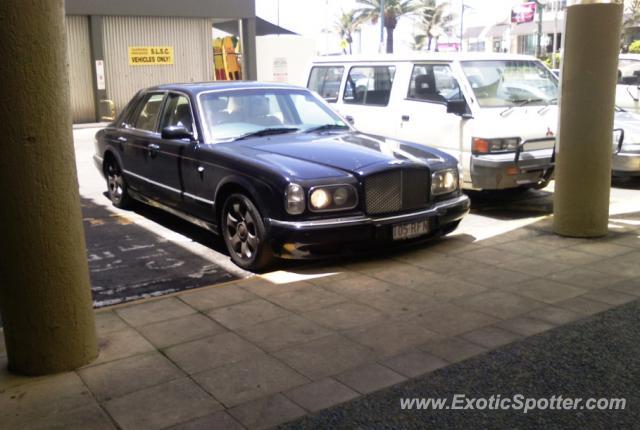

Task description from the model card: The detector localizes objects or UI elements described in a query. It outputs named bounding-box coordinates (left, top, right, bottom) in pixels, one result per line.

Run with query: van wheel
left=221, top=194, right=274, bottom=272
left=105, top=159, right=131, bottom=209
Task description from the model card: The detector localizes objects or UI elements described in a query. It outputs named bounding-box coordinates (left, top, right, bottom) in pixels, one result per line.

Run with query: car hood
left=231, top=132, right=451, bottom=179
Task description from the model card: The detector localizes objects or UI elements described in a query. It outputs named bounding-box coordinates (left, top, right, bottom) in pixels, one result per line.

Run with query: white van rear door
left=394, top=63, right=464, bottom=160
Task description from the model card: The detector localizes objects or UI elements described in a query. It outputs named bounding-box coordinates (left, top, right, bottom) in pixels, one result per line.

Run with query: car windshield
left=461, top=60, right=558, bottom=108
left=198, top=88, right=347, bottom=142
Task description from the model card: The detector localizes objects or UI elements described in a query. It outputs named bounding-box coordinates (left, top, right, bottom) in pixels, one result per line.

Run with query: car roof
left=146, top=81, right=306, bottom=96
left=310, top=52, right=540, bottom=64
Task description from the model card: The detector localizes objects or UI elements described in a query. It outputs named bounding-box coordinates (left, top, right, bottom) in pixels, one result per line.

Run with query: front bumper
left=264, top=194, right=470, bottom=259
left=470, top=149, right=554, bottom=190
left=612, top=151, right=640, bottom=176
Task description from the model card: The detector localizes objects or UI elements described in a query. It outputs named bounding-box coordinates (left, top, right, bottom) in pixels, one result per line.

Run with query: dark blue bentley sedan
left=94, top=82, right=470, bottom=270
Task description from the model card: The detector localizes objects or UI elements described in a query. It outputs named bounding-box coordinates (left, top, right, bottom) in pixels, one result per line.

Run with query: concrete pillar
left=553, top=1, right=623, bottom=238
left=0, top=0, right=98, bottom=375
left=241, top=17, right=258, bottom=81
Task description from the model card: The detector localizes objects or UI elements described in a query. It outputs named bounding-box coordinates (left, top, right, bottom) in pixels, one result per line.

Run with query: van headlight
left=285, top=183, right=305, bottom=215
left=431, top=169, right=459, bottom=196
left=472, top=137, right=520, bottom=154
left=308, top=185, right=358, bottom=212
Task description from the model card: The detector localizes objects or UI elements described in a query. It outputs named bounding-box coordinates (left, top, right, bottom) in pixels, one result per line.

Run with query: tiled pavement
left=2, top=212, right=640, bottom=429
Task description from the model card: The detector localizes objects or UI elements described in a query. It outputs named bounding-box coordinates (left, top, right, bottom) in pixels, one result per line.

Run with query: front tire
left=105, top=158, right=131, bottom=209
left=221, top=194, right=274, bottom=271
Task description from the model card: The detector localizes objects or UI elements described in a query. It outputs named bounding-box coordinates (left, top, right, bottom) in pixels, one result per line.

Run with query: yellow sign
left=128, top=46, right=174, bottom=66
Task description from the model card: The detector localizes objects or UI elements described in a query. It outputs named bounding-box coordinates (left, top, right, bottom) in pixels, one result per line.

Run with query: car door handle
left=117, top=136, right=128, bottom=143
left=401, top=115, right=410, bottom=122
left=148, top=144, right=160, bottom=151
left=197, top=166, right=205, bottom=174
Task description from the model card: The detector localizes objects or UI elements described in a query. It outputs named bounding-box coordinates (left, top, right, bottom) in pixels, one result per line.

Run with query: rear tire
left=221, top=193, right=274, bottom=272
left=105, top=158, right=131, bottom=209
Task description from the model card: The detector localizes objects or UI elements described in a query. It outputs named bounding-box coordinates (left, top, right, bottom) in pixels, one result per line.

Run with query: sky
left=255, top=0, right=520, bottom=54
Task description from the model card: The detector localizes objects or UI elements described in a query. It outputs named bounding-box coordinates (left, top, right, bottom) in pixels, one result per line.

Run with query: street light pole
left=380, top=0, right=386, bottom=53
left=460, top=1, right=464, bottom=52
left=535, top=0, right=544, bottom=58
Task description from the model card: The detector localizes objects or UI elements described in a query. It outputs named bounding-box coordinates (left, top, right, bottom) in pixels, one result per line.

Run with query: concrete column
left=0, top=0, right=98, bottom=375
left=553, top=1, right=623, bottom=238
left=241, top=17, right=258, bottom=81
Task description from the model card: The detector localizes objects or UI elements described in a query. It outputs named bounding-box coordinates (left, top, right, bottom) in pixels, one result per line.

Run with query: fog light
left=333, top=187, right=349, bottom=206
left=506, top=167, right=520, bottom=176
left=310, top=189, right=331, bottom=209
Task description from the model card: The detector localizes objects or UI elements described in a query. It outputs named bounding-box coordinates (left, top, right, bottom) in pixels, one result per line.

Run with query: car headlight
left=472, top=137, right=520, bottom=154
left=431, top=169, right=459, bottom=196
left=285, top=183, right=305, bottom=215
left=308, top=185, right=358, bottom=212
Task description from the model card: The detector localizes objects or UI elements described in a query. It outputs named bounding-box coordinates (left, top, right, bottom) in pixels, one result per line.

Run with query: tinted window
left=408, top=64, right=463, bottom=103
left=308, top=66, right=344, bottom=102
left=343, top=66, right=395, bottom=106
left=132, top=93, right=165, bottom=131
left=159, top=94, right=194, bottom=134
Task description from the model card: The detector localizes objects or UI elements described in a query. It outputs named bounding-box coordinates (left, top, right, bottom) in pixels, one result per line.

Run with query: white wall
left=256, top=35, right=317, bottom=86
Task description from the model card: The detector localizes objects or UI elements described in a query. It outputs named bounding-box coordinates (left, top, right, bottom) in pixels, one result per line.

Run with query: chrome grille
left=364, top=168, right=429, bottom=215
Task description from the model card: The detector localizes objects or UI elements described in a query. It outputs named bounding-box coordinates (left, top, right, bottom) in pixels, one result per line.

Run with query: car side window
left=132, top=93, right=165, bottom=132
left=308, top=66, right=345, bottom=102
left=343, top=66, right=395, bottom=106
left=159, top=94, right=194, bottom=134
left=408, top=64, right=463, bottom=104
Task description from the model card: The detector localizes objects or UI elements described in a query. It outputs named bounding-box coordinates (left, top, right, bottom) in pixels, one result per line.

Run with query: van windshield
left=461, top=60, right=558, bottom=108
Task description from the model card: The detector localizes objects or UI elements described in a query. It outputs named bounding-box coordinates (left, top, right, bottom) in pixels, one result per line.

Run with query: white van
left=307, top=53, right=559, bottom=191
left=616, top=53, right=640, bottom=113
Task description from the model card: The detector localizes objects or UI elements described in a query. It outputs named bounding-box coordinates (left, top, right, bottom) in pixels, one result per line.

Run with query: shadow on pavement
left=82, top=197, right=237, bottom=308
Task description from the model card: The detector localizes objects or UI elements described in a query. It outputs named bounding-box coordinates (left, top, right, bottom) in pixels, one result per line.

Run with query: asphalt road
left=281, top=297, right=640, bottom=430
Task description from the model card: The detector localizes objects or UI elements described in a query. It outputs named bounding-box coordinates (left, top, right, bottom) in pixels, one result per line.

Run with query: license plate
left=392, top=219, right=430, bottom=241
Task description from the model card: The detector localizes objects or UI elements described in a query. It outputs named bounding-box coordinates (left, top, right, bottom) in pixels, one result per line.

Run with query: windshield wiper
left=537, top=98, right=558, bottom=114
left=304, top=124, right=350, bottom=133
left=234, top=127, right=300, bottom=141
left=500, top=98, right=545, bottom=117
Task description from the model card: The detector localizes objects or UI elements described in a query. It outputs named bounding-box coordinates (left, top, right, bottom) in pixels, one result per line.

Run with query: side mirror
left=447, top=99, right=472, bottom=119
left=161, top=126, right=194, bottom=140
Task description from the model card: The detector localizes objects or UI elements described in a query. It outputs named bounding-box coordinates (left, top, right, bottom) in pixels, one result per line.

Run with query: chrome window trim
left=122, top=169, right=214, bottom=205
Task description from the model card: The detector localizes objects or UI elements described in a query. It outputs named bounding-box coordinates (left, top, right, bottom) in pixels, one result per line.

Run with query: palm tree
left=622, top=0, right=640, bottom=51
left=410, top=33, right=427, bottom=51
left=415, top=0, right=455, bottom=51
left=353, top=0, right=419, bottom=53
left=333, top=11, right=360, bottom=54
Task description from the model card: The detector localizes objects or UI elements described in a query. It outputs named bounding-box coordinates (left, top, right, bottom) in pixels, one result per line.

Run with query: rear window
left=307, top=66, right=344, bottom=102
left=343, top=66, right=396, bottom=106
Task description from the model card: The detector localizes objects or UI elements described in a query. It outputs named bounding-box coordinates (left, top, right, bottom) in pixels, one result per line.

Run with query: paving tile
left=273, top=334, right=374, bottom=380
left=228, top=394, right=306, bottom=430
left=93, top=328, right=155, bottom=365
left=492, top=240, right=558, bottom=257
left=570, top=241, right=635, bottom=257
left=609, top=277, right=640, bottom=296
left=458, top=246, right=527, bottom=264
left=555, top=297, right=613, bottom=316
left=526, top=305, right=584, bottom=325
left=530, top=234, right=588, bottom=248
left=105, top=378, right=222, bottom=430
left=320, top=275, right=395, bottom=297
left=455, top=291, right=545, bottom=320
left=0, top=357, right=53, bottom=391
left=588, top=252, right=640, bottom=278
left=306, top=271, right=360, bottom=286
left=494, top=316, right=556, bottom=336
left=167, top=411, right=244, bottom=430
left=547, top=267, right=630, bottom=290
left=207, top=298, right=291, bottom=330
left=138, top=313, right=227, bottom=349
left=381, top=350, right=448, bottom=378
left=164, top=332, right=264, bottom=374
left=353, top=293, right=434, bottom=316
left=78, top=351, right=183, bottom=401
left=193, top=354, right=308, bottom=407
left=284, top=378, right=359, bottom=412
left=366, top=264, right=446, bottom=289
left=336, top=363, right=406, bottom=394
left=450, top=266, right=535, bottom=290
left=303, top=301, right=386, bottom=331
left=179, top=285, right=256, bottom=311
left=115, top=298, right=195, bottom=327
left=412, top=279, right=488, bottom=301
left=413, top=303, right=499, bottom=336
left=0, top=372, right=94, bottom=428
left=345, top=317, right=442, bottom=357
left=419, top=337, right=488, bottom=363
left=94, top=311, right=129, bottom=335
left=461, top=326, right=522, bottom=349
left=514, top=279, right=586, bottom=304
left=24, top=403, right=115, bottom=430
left=267, top=287, right=345, bottom=312
left=508, top=256, right=572, bottom=277
left=235, top=315, right=331, bottom=352
left=240, top=279, right=313, bottom=298
left=580, top=289, right=638, bottom=306
left=0, top=331, right=5, bottom=358
left=396, top=252, right=485, bottom=275
left=537, top=249, right=602, bottom=266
